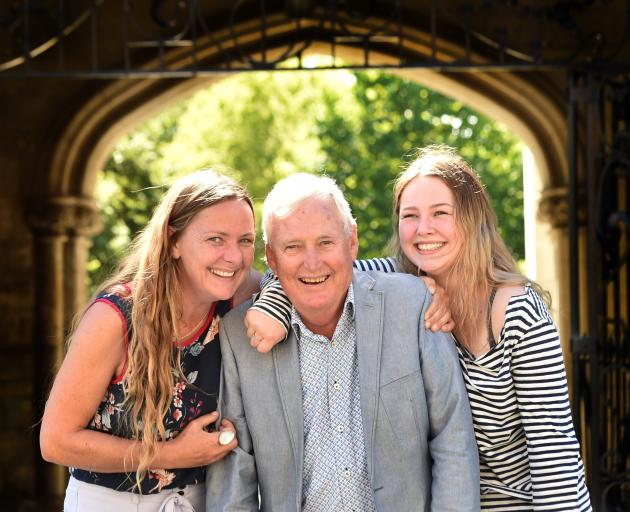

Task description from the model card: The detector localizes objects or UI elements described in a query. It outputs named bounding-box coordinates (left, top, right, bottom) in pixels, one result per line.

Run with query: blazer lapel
left=353, top=273, right=384, bottom=483
left=273, top=331, right=304, bottom=497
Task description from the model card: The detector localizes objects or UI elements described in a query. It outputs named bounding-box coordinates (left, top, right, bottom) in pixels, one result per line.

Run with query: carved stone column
left=537, top=186, right=584, bottom=394
left=26, top=196, right=101, bottom=509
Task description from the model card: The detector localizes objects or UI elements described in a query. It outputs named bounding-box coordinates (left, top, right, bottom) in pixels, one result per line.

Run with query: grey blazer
left=206, top=270, right=480, bottom=511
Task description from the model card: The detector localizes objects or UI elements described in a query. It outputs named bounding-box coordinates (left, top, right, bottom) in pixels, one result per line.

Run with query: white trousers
left=63, top=476, right=205, bottom=512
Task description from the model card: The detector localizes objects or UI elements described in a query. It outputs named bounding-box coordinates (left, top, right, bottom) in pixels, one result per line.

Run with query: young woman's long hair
left=389, top=145, right=549, bottom=347
left=89, top=170, right=253, bottom=486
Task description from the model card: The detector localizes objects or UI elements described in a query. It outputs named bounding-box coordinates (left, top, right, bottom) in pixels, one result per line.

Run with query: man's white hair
left=262, top=173, right=357, bottom=244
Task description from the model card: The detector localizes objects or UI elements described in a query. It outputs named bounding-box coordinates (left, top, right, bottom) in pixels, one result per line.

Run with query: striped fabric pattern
left=252, top=258, right=592, bottom=510
left=460, top=286, right=591, bottom=511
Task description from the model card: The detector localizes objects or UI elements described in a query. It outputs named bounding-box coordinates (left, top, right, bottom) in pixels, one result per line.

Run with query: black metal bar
left=90, top=0, right=98, bottom=71
left=123, top=0, right=131, bottom=73
left=585, top=72, right=602, bottom=507
left=430, top=2, right=436, bottom=62
left=23, top=0, right=31, bottom=72
left=57, top=0, right=65, bottom=71
left=260, top=0, right=267, bottom=65
left=190, top=0, right=197, bottom=75
left=568, top=70, right=581, bottom=433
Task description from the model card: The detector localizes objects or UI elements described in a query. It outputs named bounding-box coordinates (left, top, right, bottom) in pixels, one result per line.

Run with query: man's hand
left=244, top=309, right=286, bottom=353
left=420, top=276, right=455, bottom=332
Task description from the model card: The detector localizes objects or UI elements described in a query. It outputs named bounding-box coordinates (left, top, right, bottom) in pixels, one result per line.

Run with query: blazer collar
left=273, top=330, right=304, bottom=498
left=352, top=270, right=384, bottom=483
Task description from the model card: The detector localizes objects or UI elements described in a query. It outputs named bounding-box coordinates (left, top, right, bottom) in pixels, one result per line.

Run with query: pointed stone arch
left=29, top=17, right=572, bottom=502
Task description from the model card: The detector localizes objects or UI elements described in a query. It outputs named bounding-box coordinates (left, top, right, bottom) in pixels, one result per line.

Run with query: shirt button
left=344, top=468, right=351, bottom=477
left=331, top=341, right=338, bottom=348
left=337, top=425, right=344, bottom=433
left=333, top=381, right=340, bottom=390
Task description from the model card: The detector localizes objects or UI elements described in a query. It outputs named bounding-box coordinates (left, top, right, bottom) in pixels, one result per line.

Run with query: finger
left=441, top=319, right=455, bottom=332
left=246, top=326, right=257, bottom=339
left=220, top=418, right=236, bottom=430
left=193, top=411, right=219, bottom=428
left=256, top=339, right=276, bottom=354
left=420, top=276, right=436, bottom=294
left=424, top=301, right=443, bottom=327
left=431, top=311, right=453, bottom=332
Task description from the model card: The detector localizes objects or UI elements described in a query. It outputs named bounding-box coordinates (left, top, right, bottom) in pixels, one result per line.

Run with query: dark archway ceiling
left=1, top=0, right=629, bottom=78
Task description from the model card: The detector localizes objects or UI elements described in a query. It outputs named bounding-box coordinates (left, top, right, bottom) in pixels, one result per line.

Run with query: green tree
left=88, top=106, right=185, bottom=289
left=315, top=71, right=524, bottom=260
left=89, top=70, right=524, bottom=292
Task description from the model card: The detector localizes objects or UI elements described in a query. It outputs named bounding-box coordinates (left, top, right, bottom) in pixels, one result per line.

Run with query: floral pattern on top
left=70, top=290, right=230, bottom=494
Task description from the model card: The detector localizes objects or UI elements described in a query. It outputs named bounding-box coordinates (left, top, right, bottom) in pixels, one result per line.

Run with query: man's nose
left=302, top=247, right=321, bottom=270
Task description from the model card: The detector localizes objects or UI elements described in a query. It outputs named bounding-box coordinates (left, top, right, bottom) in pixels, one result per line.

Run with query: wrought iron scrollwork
left=3, top=0, right=630, bottom=77
left=570, top=71, right=630, bottom=511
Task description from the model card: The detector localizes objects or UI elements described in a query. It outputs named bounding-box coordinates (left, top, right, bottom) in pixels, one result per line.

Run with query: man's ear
left=349, top=224, right=359, bottom=260
left=265, top=243, right=277, bottom=274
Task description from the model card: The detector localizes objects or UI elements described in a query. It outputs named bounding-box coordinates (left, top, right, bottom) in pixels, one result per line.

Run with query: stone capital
left=25, top=196, right=102, bottom=237
left=537, top=187, right=585, bottom=229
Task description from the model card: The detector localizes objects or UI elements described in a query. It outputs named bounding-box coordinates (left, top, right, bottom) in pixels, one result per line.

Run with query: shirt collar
left=291, top=284, right=355, bottom=339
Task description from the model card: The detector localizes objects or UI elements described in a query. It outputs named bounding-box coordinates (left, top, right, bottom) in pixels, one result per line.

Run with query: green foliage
left=315, top=71, right=524, bottom=259
left=89, top=70, right=524, bottom=292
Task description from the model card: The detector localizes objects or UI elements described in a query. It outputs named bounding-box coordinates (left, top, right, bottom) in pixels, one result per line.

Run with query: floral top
left=70, top=289, right=229, bottom=494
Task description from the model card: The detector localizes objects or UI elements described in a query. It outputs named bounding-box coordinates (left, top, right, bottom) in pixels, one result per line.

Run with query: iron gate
left=3, top=1, right=630, bottom=509
left=569, top=71, right=630, bottom=511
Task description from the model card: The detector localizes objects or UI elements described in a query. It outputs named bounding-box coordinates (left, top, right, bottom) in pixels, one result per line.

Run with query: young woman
left=40, top=170, right=260, bottom=511
left=248, top=147, right=592, bottom=510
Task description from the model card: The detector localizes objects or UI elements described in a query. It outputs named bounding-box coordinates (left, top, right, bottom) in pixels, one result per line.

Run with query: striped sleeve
left=249, top=276, right=291, bottom=335
left=353, top=257, right=397, bottom=273
left=250, top=258, right=399, bottom=337
left=509, top=291, right=591, bottom=511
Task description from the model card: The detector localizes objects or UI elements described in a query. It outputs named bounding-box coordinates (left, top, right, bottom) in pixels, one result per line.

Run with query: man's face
left=266, top=196, right=358, bottom=338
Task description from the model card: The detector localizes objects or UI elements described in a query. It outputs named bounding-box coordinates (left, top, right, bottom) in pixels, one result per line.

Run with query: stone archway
left=29, top=22, right=571, bottom=504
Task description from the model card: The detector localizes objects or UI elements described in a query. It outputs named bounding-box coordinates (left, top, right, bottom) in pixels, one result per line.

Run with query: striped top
left=252, top=257, right=592, bottom=511
left=460, top=284, right=591, bottom=511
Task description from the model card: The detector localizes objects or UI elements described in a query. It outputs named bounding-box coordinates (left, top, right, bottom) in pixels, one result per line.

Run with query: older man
left=206, top=174, right=479, bottom=511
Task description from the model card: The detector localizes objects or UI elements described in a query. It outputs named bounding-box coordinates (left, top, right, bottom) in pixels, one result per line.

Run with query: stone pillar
left=26, top=196, right=101, bottom=510
left=537, top=187, right=575, bottom=384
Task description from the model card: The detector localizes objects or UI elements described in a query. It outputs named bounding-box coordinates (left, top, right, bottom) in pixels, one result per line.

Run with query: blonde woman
left=40, top=170, right=259, bottom=511
left=248, top=147, right=592, bottom=510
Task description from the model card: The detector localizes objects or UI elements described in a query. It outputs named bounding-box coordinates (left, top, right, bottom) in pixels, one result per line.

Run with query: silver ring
left=219, top=430, right=235, bottom=446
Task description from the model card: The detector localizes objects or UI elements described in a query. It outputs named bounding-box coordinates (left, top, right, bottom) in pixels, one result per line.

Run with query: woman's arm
left=509, top=290, right=590, bottom=510
left=245, top=257, right=453, bottom=353
left=40, top=302, right=236, bottom=472
left=233, top=268, right=262, bottom=307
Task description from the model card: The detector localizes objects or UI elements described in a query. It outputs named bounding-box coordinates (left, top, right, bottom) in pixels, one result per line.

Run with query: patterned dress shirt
left=291, top=285, right=377, bottom=512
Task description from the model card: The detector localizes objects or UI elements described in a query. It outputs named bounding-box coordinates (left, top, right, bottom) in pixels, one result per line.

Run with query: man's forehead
left=269, top=197, right=346, bottom=240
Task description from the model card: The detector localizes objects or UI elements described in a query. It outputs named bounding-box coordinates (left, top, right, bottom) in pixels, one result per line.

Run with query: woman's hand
left=420, top=276, right=455, bottom=332
left=244, top=309, right=286, bottom=353
left=161, top=412, right=238, bottom=468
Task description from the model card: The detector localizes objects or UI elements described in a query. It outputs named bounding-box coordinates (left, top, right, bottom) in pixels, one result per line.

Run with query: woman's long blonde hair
left=389, top=145, right=549, bottom=345
left=91, top=170, right=253, bottom=486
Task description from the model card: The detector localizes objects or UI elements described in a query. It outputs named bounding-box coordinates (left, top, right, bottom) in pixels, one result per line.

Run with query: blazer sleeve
left=418, top=304, right=480, bottom=511
left=205, top=320, right=259, bottom=512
